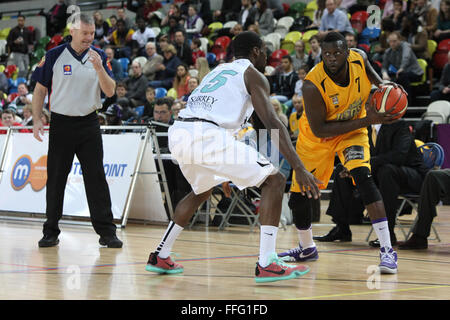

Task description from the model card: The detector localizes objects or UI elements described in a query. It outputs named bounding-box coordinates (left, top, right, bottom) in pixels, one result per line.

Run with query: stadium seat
left=360, top=27, right=381, bottom=42
left=285, top=31, right=302, bottom=44
left=282, top=3, right=290, bottom=15
left=133, top=56, right=147, bottom=68
left=223, top=21, right=238, bottom=29
left=198, top=37, right=209, bottom=53
left=433, top=50, right=448, bottom=70
left=215, top=51, right=226, bottom=61
left=155, top=87, right=167, bottom=98
left=167, top=88, right=178, bottom=99
left=118, top=57, right=130, bottom=75
left=4, top=65, right=17, bottom=78
left=7, top=92, right=19, bottom=103
left=357, top=43, right=370, bottom=53
left=280, top=40, right=295, bottom=54
left=206, top=52, right=216, bottom=65
left=269, top=49, right=290, bottom=67
left=215, top=36, right=231, bottom=50
left=135, top=105, right=144, bottom=117
left=39, top=35, right=51, bottom=48
left=0, top=65, right=5, bottom=73
left=410, top=59, right=427, bottom=86
left=208, top=22, right=223, bottom=33
left=277, top=16, right=294, bottom=30
left=264, top=32, right=282, bottom=51
left=438, top=38, right=450, bottom=51
left=288, top=2, right=306, bottom=18
left=428, top=39, right=437, bottom=57
left=421, top=100, right=450, bottom=124
left=0, top=39, right=7, bottom=56
left=351, top=11, right=369, bottom=34
left=151, top=27, right=161, bottom=37
left=0, top=28, right=11, bottom=40
left=15, top=77, right=27, bottom=86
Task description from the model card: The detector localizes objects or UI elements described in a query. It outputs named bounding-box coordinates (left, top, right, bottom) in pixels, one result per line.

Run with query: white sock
left=156, top=221, right=184, bottom=259
left=259, top=225, right=278, bottom=267
left=298, top=226, right=316, bottom=249
left=372, top=218, right=392, bottom=249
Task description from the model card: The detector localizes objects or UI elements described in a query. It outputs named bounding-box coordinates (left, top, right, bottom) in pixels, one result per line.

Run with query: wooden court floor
left=0, top=203, right=449, bottom=300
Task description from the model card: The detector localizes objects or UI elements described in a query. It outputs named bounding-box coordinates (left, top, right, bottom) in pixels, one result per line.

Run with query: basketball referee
left=31, top=13, right=122, bottom=248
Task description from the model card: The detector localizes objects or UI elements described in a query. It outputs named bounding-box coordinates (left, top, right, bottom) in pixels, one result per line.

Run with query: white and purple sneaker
left=278, top=244, right=318, bottom=262
left=379, top=247, right=398, bottom=274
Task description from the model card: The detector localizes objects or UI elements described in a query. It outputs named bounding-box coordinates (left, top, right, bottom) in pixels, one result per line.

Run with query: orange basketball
left=371, top=85, right=408, bottom=120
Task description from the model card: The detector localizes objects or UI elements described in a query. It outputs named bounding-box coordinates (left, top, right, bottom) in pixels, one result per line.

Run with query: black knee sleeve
left=288, top=192, right=312, bottom=229
left=350, top=166, right=382, bottom=206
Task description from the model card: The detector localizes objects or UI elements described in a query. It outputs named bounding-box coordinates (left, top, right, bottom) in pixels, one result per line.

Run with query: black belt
left=177, top=117, right=218, bottom=126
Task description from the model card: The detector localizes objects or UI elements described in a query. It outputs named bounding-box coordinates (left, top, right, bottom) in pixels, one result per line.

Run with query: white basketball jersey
left=179, top=59, right=253, bottom=129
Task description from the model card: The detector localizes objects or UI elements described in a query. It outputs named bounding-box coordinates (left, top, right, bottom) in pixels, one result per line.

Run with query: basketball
left=371, top=85, right=408, bottom=120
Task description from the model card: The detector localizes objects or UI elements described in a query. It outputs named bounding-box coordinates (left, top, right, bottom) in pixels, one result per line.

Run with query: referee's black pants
left=43, top=112, right=116, bottom=238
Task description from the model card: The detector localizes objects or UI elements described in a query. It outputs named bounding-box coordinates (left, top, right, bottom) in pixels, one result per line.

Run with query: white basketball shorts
left=168, top=121, right=278, bottom=195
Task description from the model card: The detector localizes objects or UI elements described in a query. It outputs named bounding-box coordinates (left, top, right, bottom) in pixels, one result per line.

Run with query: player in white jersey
left=145, top=31, right=321, bottom=283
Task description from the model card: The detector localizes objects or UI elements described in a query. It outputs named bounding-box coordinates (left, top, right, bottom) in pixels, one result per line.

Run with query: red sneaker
left=255, top=253, right=310, bottom=283
left=145, top=252, right=184, bottom=274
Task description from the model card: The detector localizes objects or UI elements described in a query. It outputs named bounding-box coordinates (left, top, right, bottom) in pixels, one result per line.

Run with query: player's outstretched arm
left=245, top=66, right=321, bottom=199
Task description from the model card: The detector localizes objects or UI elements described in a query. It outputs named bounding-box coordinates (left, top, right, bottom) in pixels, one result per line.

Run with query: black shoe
left=313, top=226, right=352, bottom=242
left=369, top=237, right=398, bottom=248
left=99, top=235, right=123, bottom=248
left=398, top=234, right=428, bottom=250
left=38, top=235, right=59, bottom=247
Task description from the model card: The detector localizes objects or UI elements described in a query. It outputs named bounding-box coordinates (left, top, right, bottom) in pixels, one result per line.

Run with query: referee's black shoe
left=99, top=235, right=123, bottom=248
left=38, top=235, right=60, bottom=247
left=313, top=226, right=352, bottom=242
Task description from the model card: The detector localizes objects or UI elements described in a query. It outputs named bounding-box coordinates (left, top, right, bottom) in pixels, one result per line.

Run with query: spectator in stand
left=141, top=0, right=163, bottom=25
left=268, top=0, right=284, bottom=19
left=184, top=5, right=204, bottom=40
left=288, top=95, right=303, bottom=140
left=149, top=44, right=182, bottom=89
left=291, top=40, right=309, bottom=71
left=190, top=38, right=205, bottom=66
left=174, top=31, right=193, bottom=66
left=0, top=89, right=8, bottom=110
left=7, top=15, right=33, bottom=78
left=270, top=55, right=298, bottom=104
left=307, top=35, right=322, bottom=70
left=9, top=83, right=33, bottom=116
left=143, top=86, right=156, bottom=119
left=173, top=64, right=191, bottom=99
left=309, top=0, right=327, bottom=30
left=399, top=169, right=450, bottom=250
left=0, top=72, right=8, bottom=93
left=117, top=7, right=132, bottom=29
left=180, top=0, right=212, bottom=26
left=181, top=76, right=199, bottom=103
left=157, top=34, right=170, bottom=55
left=105, top=46, right=124, bottom=81
left=41, top=108, right=50, bottom=126
left=238, top=0, right=258, bottom=30
left=247, top=24, right=261, bottom=35
left=345, top=32, right=357, bottom=48
left=381, top=31, right=424, bottom=102
left=22, top=104, right=33, bottom=126
left=385, top=0, right=407, bottom=30
left=107, top=15, right=118, bottom=36
left=102, top=81, right=129, bottom=111
left=430, top=51, right=450, bottom=101
left=213, top=0, right=241, bottom=22
left=0, top=109, right=23, bottom=134
left=294, top=65, right=309, bottom=99
left=126, top=61, right=148, bottom=107
left=434, top=0, right=450, bottom=42
left=109, top=19, right=134, bottom=59
left=131, top=17, right=156, bottom=58
left=167, top=16, right=186, bottom=43
left=373, top=18, right=396, bottom=63
left=270, top=98, right=288, bottom=127
left=161, top=3, right=182, bottom=27
left=142, top=42, right=164, bottom=80
left=46, top=0, right=68, bottom=37
left=412, top=0, right=438, bottom=37
left=400, top=14, right=429, bottom=61
left=195, top=57, right=210, bottom=82
left=171, top=101, right=184, bottom=119
left=93, top=11, right=110, bottom=48
left=319, top=0, right=354, bottom=38
left=254, top=0, right=275, bottom=36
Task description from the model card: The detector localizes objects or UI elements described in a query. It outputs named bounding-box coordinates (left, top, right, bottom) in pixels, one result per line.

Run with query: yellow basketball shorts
left=291, top=130, right=371, bottom=192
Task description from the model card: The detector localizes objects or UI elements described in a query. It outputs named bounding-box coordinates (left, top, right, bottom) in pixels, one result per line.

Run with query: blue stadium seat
left=135, top=105, right=144, bottom=117
left=14, top=77, right=27, bottom=86
left=206, top=52, right=216, bottom=65
left=118, top=57, right=130, bottom=75
left=155, top=87, right=167, bottom=98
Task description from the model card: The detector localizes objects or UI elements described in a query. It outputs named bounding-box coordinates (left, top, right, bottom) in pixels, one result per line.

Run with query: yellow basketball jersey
left=299, top=49, right=371, bottom=143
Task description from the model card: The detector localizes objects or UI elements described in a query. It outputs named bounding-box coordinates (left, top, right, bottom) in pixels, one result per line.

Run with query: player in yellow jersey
left=278, top=32, right=404, bottom=274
